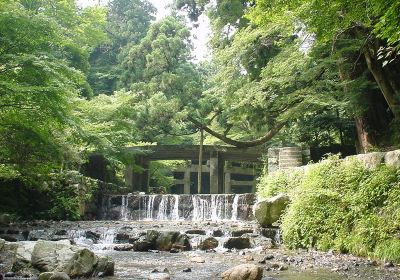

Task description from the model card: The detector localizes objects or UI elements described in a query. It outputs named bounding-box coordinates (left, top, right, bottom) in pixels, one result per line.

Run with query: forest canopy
left=0, top=0, right=399, bottom=190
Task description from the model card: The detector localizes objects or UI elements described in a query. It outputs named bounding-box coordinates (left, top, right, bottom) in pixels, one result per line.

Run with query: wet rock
left=148, top=270, right=170, bottom=280
left=223, top=237, right=251, bottom=250
left=243, top=255, right=254, bottom=261
left=0, top=214, right=12, bottom=226
left=0, top=234, right=18, bottom=242
left=94, top=256, right=115, bottom=277
left=115, top=232, right=130, bottom=243
left=144, top=230, right=191, bottom=251
left=199, top=237, right=219, bottom=250
left=6, top=229, right=19, bottom=235
left=38, top=272, right=54, bottom=280
left=232, top=229, right=253, bottom=237
left=384, top=261, right=394, bottom=268
left=51, top=235, right=70, bottom=241
left=30, top=240, right=114, bottom=277
left=85, top=231, right=100, bottom=241
left=221, top=264, right=263, bottom=280
left=5, top=272, right=15, bottom=277
left=28, top=230, right=51, bottom=241
left=113, top=244, right=134, bottom=251
left=253, top=194, right=290, bottom=227
left=54, top=230, right=67, bottom=236
left=14, top=241, right=36, bottom=271
left=258, top=254, right=274, bottom=264
left=190, top=256, right=205, bottom=263
left=267, top=263, right=288, bottom=271
left=133, top=239, right=153, bottom=252
left=38, top=272, right=71, bottom=280
left=212, top=229, right=224, bottom=237
left=186, top=229, right=206, bottom=235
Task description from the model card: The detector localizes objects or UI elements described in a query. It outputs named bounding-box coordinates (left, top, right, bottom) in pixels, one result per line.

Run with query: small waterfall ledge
left=101, top=193, right=256, bottom=221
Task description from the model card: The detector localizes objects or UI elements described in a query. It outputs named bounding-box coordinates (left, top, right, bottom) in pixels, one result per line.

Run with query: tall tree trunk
left=355, top=117, right=375, bottom=153
left=363, top=45, right=400, bottom=119
left=337, top=58, right=376, bottom=153
left=197, top=128, right=203, bottom=194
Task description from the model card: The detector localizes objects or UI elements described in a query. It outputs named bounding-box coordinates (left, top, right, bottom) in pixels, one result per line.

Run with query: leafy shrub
left=257, top=168, right=304, bottom=198
left=258, top=155, right=400, bottom=263
left=43, top=171, right=98, bottom=220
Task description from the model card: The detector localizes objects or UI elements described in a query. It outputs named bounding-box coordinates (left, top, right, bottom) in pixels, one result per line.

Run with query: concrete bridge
left=124, top=145, right=264, bottom=194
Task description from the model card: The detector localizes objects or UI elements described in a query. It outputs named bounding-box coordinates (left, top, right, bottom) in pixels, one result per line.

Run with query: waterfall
left=171, top=195, right=180, bottom=220
left=231, top=194, right=240, bottom=221
left=120, top=195, right=129, bottom=221
left=192, top=195, right=210, bottom=221
left=103, top=193, right=256, bottom=222
left=145, top=195, right=156, bottom=220
left=156, top=196, right=168, bottom=220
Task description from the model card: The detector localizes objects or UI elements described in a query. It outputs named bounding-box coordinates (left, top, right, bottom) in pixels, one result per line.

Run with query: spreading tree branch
left=188, top=116, right=286, bottom=148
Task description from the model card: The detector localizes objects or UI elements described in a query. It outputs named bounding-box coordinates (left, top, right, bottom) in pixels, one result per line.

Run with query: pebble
left=190, top=256, right=205, bottom=263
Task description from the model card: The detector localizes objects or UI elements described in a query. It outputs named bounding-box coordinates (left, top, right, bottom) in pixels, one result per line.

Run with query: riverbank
left=0, top=221, right=398, bottom=279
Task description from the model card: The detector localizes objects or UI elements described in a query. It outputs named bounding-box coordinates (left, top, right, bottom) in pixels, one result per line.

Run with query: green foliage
left=148, top=160, right=186, bottom=194
left=259, top=156, right=400, bottom=262
left=88, top=0, right=155, bottom=95
left=43, top=172, right=98, bottom=220
left=257, top=169, right=304, bottom=198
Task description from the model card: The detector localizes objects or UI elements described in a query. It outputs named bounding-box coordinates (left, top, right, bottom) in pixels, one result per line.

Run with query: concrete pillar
left=124, top=165, right=133, bottom=190
left=209, top=154, right=219, bottom=194
left=278, top=147, right=303, bottom=170
left=183, top=168, right=191, bottom=194
left=224, top=171, right=231, bottom=193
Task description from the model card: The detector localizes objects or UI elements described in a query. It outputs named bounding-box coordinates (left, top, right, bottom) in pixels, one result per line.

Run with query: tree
left=0, top=0, right=105, bottom=179
left=88, top=0, right=156, bottom=95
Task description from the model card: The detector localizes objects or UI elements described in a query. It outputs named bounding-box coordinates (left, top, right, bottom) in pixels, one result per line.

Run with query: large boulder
left=199, top=237, right=219, bottom=250
left=30, top=240, right=114, bottom=277
left=253, top=194, right=290, bottom=227
left=223, top=237, right=251, bottom=250
left=140, top=230, right=191, bottom=251
left=385, top=150, right=400, bottom=168
left=221, top=264, right=263, bottom=280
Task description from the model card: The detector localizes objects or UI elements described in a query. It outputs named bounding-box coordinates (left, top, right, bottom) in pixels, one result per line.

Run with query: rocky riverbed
left=0, top=220, right=399, bottom=279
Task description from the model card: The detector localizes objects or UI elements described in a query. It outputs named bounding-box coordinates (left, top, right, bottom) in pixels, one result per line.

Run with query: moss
left=257, top=155, right=400, bottom=263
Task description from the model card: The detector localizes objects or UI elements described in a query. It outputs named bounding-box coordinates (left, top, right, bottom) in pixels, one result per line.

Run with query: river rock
left=114, top=244, right=135, bottom=251
left=186, top=229, right=206, bottom=235
left=39, top=272, right=71, bottom=280
left=199, top=237, right=219, bottom=250
left=212, top=229, right=224, bottom=237
left=29, top=240, right=114, bottom=277
left=221, top=264, right=263, bottom=280
left=143, top=230, right=191, bottom=251
left=0, top=213, right=12, bottom=225
left=253, top=194, right=290, bottom=227
left=223, top=237, right=251, bottom=250
left=232, top=229, right=253, bottom=237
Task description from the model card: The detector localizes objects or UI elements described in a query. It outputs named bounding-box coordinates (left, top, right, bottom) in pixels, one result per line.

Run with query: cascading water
left=171, top=195, right=180, bottom=220
left=120, top=194, right=130, bottom=221
left=103, top=193, right=256, bottom=222
left=231, top=194, right=240, bottom=221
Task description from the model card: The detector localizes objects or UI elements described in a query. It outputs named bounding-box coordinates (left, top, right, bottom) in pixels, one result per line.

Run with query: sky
left=77, top=0, right=211, bottom=61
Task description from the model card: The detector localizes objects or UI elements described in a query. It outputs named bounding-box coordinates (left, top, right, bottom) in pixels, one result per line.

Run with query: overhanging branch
left=188, top=116, right=286, bottom=148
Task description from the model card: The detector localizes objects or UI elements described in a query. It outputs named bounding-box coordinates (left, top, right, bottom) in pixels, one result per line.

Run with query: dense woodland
left=0, top=0, right=400, bottom=218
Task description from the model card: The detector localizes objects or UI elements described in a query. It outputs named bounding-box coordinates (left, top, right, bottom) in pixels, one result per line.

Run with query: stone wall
left=268, top=147, right=310, bottom=173
left=295, top=149, right=400, bottom=174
